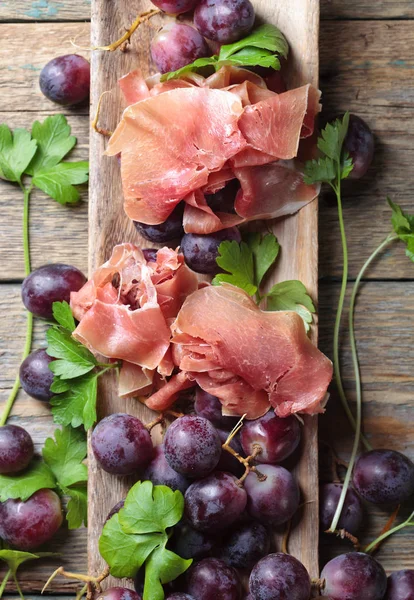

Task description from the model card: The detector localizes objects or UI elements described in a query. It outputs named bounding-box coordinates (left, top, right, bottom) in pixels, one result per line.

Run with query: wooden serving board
left=89, top=0, right=320, bottom=584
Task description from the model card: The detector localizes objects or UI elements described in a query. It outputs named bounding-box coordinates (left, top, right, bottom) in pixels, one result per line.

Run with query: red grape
left=205, top=180, right=239, bottom=214
left=97, top=588, right=141, bottom=600
left=386, top=570, right=414, bottom=600
left=181, top=227, right=241, bottom=274
left=173, top=523, right=215, bottom=560
left=194, top=0, right=255, bottom=44
left=218, top=521, right=270, bottom=570
left=151, top=0, right=200, bottom=14
left=240, top=410, right=301, bottom=464
left=187, top=557, right=241, bottom=600
left=21, top=263, right=87, bottom=319
left=343, top=114, right=374, bottom=179
left=134, top=204, right=184, bottom=243
left=142, top=248, right=158, bottom=262
left=151, top=22, right=210, bottom=74
left=39, top=54, right=90, bottom=106
left=19, top=348, right=54, bottom=402
left=195, top=388, right=238, bottom=429
left=166, top=595, right=195, bottom=600
left=249, top=553, right=311, bottom=600
left=185, top=471, right=247, bottom=532
left=164, top=415, right=221, bottom=478
left=0, top=489, right=63, bottom=550
left=0, top=425, right=34, bottom=474
left=320, top=483, right=364, bottom=535
left=352, top=449, right=414, bottom=505
left=244, top=464, right=300, bottom=526
left=91, top=413, right=154, bottom=475
left=321, top=552, right=387, bottom=600
left=143, top=444, right=191, bottom=493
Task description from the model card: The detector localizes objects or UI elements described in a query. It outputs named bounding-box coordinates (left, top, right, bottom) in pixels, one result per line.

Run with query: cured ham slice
left=145, top=285, right=333, bottom=419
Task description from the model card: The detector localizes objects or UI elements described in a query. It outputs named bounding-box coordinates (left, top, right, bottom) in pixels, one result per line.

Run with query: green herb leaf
left=52, top=301, right=76, bottom=332
left=266, top=280, right=316, bottom=331
left=26, top=115, right=76, bottom=176
left=304, top=156, right=337, bottom=185
left=46, top=326, right=97, bottom=379
left=245, top=232, right=280, bottom=287
left=50, top=376, right=72, bottom=393
left=43, top=427, right=87, bottom=488
left=32, top=161, right=89, bottom=205
left=50, top=372, right=98, bottom=430
left=221, top=47, right=281, bottom=70
left=0, top=125, right=37, bottom=183
left=219, top=24, right=288, bottom=60
left=62, top=485, right=88, bottom=529
left=162, top=56, right=217, bottom=81
left=119, top=481, right=184, bottom=535
left=0, top=460, right=56, bottom=502
left=143, top=543, right=192, bottom=600
left=0, top=550, right=57, bottom=576
left=388, top=197, right=414, bottom=262
left=99, top=513, right=162, bottom=579
left=212, top=240, right=257, bottom=295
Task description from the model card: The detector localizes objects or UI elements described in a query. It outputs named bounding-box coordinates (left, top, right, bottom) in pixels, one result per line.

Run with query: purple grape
left=0, top=425, right=34, bottom=474
left=386, top=570, right=414, bottom=600
left=320, top=484, right=364, bottom=535
left=187, top=557, right=241, bottom=600
left=343, top=114, right=374, bottom=179
left=151, top=0, right=200, bottom=14
left=181, top=227, right=241, bottom=274
left=216, top=428, right=245, bottom=478
left=134, top=204, right=184, bottom=243
left=19, top=348, right=54, bottom=402
left=39, top=54, right=90, bottom=106
left=97, top=588, right=141, bottom=600
left=105, top=499, right=125, bottom=522
left=21, top=263, right=87, bottom=320
left=249, top=553, right=311, bottom=600
left=173, top=523, right=215, bottom=560
left=166, top=595, right=195, bottom=600
left=195, top=388, right=238, bottom=429
left=205, top=180, right=239, bottom=213
left=143, top=444, right=191, bottom=493
left=92, top=413, right=154, bottom=475
left=151, top=22, right=210, bottom=74
left=240, top=411, right=301, bottom=464
left=0, top=489, right=63, bottom=550
left=218, top=521, right=270, bottom=570
left=142, top=248, right=158, bottom=262
left=244, top=464, right=300, bottom=526
left=352, top=449, right=414, bottom=505
left=164, top=415, right=221, bottom=478
left=194, top=0, right=255, bottom=44
left=321, top=553, right=387, bottom=600
left=185, top=471, right=247, bottom=532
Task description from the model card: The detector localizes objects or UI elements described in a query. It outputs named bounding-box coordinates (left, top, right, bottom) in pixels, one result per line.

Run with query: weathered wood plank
left=321, top=0, right=414, bottom=19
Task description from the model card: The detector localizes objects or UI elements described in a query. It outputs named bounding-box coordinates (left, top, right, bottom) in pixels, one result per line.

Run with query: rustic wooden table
left=0, top=0, right=413, bottom=594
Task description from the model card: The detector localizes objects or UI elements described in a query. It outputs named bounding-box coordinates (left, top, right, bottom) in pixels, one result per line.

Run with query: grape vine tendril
left=364, top=509, right=414, bottom=554
left=0, top=569, right=11, bottom=599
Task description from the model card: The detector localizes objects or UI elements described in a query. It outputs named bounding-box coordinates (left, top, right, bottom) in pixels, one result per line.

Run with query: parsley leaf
left=32, top=161, right=89, bottom=205
left=388, top=197, right=414, bottom=262
left=26, top=114, right=76, bottom=175
left=219, top=24, right=289, bottom=60
left=46, top=326, right=97, bottom=379
left=42, top=427, right=87, bottom=488
left=212, top=240, right=257, bottom=295
left=245, top=232, right=280, bottom=287
left=0, top=125, right=37, bottom=183
left=63, top=485, right=88, bottom=529
left=50, top=372, right=99, bottom=430
left=266, top=280, right=316, bottom=331
left=0, top=459, right=56, bottom=502
left=143, top=543, right=192, bottom=600
left=52, top=300, right=76, bottom=332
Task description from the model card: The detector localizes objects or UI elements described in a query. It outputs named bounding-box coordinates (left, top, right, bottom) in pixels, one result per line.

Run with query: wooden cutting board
left=88, top=0, right=320, bottom=584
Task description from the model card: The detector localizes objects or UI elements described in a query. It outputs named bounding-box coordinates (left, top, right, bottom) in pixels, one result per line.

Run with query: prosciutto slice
left=146, top=285, right=333, bottom=419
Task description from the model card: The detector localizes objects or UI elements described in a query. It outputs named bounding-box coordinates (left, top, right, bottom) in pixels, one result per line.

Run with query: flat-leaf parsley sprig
left=0, top=115, right=89, bottom=427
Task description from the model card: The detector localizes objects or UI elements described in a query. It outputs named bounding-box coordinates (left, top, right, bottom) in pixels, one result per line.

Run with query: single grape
left=151, top=22, right=210, bottom=74
left=173, top=522, right=215, bottom=560
left=166, top=595, right=195, bottom=600
left=249, top=553, right=311, bottom=600
left=134, top=204, right=184, bottom=243
left=240, top=411, right=301, bottom=464
left=91, top=413, right=154, bottom=475
left=164, top=415, right=221, bottom=478
left=21, top=263, right=87, bottom=320
left=194, top=0, right=255, bottom=44
left=142, top=248, right=158, bottom=262
left=352, top=449, right=414, bottom=505
left=320, top=483, right=364, bottom=535
left=97, top=589, right=141, bottom=600
left=105, top=499, right=125, bottom=522
left=386, top=569, right=414, bottom=600
left=321, top=552, right=387, bottom=600
left=19, top=349, right=54, bottom=402
left=143, top=444, right=191, bottom=494
left=0, top=425, right=34, bottom=474
left=218, top=521, right=270, bottom=570
left=0, top=489, right=63, bottom=550
left=216, top=428, right=245, bottom=478
left=205, top=180, right=239, bottom=214
left=187, top=557, right=241, bottom=600
left=195, top=388, right=238, bottom=429
left=39, top=54, right=90, bottom=106
left=181, top=227, right=241, bottom=274
left=185, top=471, right=247, bottom=532
left=343, top=114, right=374, bottom=179
left=151, top=0, right=200, bottom=14
left=245, top=464, right=300, bottom=526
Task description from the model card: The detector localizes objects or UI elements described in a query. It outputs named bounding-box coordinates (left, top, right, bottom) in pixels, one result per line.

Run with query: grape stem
left=0, top=184, right=33, bottom=428
left=364, top=509, right=414, bottom=554
left=12, top=574, right=24, bottom=600
left=221, top=416, right=266, bottom=484
left=90, top=9, right=160, bottom=52
left=362, top=504, right=400, bottom=554
left=42, top=566, right=109, bottom=595
left=328, top=528, right=360, bottom=550
left=281, top=519, right=291, bottom=554
left=0, top=570, right=11, bottom=599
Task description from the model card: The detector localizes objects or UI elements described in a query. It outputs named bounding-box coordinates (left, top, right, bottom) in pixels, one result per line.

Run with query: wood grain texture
left=321, top=0, right=414, bottom=19
left=88, top=0, right=320, bottom=581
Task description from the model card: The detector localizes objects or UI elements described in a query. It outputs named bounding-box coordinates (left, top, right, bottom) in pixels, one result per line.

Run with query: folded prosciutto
left=106, top=67, right=321, bottom=234
left=70, top=243, right=198, bottom=398
left=145, top=284, right=333, bottom=419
